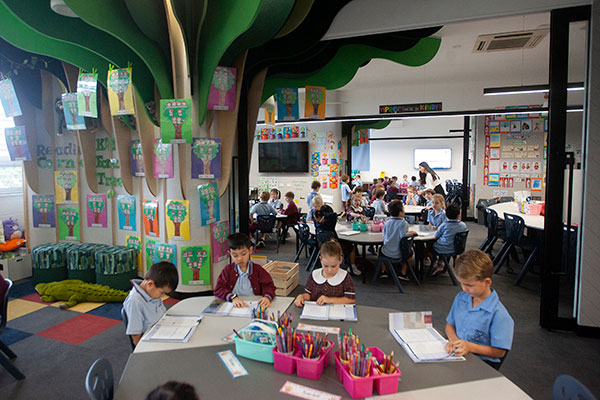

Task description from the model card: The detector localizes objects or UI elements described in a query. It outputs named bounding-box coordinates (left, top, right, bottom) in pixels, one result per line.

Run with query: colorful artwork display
left=144, top=238, right=159, bottom=271
left=265, top=107, right=275, bottom=125
left=142, top=200, right=159, bottom=237
left=125, top=235, right=142, bottom=273
left=32, top=195, right=55, bottom=228
left=77, top=71, right=98, bottom=118
left=211, top=221, right=230, bottom=262
left=198, top=182, right=219, bottom=226
left=305, top=86, right=326, bottom=119
left=160, top=99, right=192, bottom=143
left=130, top=140, right=145, bottom=176
left=62, top=93, right=86, bottom=130
left=55, top=170, right=78, bottom=204
left=208, top=66, right=236, bottom=110
left=58, top=206, right=80, bottom=241
left=276, top=87, right=299, bottom=121
left=86, top=194, right=107, bottom=228
left=4, top=126, right=31, bottom=160
left=191, top=138, right=221, bottom=179
left=117, top=195, right=136, bottom=231
left=181, top=246, right=210, bottom=285
left=107, top=66, right=135, bottom=115
left=0, top=78, right=22, bottom=117
left=166, top=200, right=190, bottom=240
left=153, top=139, right=173, bottom=178
left=154, top=242, right=177, bottom=266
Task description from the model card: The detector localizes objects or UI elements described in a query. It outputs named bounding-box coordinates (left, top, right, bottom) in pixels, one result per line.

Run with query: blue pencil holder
left=234, top=336, right=275, bottom=363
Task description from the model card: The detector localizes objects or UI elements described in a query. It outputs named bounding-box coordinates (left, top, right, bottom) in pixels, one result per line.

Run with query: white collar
left=312, top=268, right=347, bottom=286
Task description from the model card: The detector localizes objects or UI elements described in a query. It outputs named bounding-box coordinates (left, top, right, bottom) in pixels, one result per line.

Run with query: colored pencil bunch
left=348, top=347, right=372, bottom=377
left=274, top=312, right=295, bottom=354
left=372, top=351, right=398, bottom=374
left=297, top=332, right=327, bottom=359
left=252, top=306, right=267, bottom=320
left=338, top=329, right=360, bottom=361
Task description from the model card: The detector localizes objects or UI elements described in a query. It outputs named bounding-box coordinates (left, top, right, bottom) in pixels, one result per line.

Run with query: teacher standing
left=419, top=161, right=445, bottom=195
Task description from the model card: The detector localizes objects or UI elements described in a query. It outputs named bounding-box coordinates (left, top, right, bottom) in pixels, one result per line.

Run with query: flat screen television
left=413, top=148, right=452, bottom=169
left=259, top=141, right=309, bottom=173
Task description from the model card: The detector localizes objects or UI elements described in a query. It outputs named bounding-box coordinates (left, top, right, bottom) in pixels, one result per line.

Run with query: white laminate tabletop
left=306, top=222, right=435, bottom=242
left=487, top=202, right=544, bottom=230
left=404, top=205, right=425, bottom=214
left=134, top=296, right=294, bottom=353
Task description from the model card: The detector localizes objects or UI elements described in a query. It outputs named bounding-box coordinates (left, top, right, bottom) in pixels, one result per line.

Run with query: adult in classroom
left=419, top=161, right=446, bottom=195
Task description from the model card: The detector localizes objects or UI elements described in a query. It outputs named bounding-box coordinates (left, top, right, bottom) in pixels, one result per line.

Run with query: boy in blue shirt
left=380, top=200, right=416, bottom=280
left=430, top=203, right=467, bottom=275
left=123, top=261, right=179, bottom=346
left=250, top=191, right=278, bottom=248
left=446, top=249, right=514, bottom=368
left=340, top=174, right=352, bottom=212
left=371, top=189, right=387, bottom=215
left=306, top=180, right=321, bottom=220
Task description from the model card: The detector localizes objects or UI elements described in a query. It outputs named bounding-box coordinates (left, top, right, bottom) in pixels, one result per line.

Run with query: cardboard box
left=263, top=261, right=299, bottom=296
left=0, top=254, right=32, bottom=281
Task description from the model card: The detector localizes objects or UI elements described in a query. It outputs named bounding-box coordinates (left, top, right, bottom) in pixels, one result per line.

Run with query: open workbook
left=389, top=311, right=465, bottom=362
left=300, top=301, right=357, bottom=321
left=143, top=314, right=203, bottom=343
left=201, top=298, right=259, bottom=317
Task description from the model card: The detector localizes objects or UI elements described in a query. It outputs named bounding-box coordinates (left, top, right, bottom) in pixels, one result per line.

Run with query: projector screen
left=413, top=148, right=452, bottom=169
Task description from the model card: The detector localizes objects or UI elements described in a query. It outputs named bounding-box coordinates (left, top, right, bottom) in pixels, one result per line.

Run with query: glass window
left=0, top=106, right=22, bottom=194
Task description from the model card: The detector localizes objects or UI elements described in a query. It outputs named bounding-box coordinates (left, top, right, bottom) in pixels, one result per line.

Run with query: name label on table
left=218, top=350, right=248, bottom=378
left=280, top=381, right=341, bottom=400
left=296, top=323, right=340, bottom=335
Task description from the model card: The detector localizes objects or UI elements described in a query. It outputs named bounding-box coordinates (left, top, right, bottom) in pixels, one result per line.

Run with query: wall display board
left=181, top=245, right=210, bottom=285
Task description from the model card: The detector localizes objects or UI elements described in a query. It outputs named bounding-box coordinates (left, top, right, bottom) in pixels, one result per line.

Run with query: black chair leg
left=308, top=250, right=321, bottom=273
left=514, top=248, right=537, bottom=286
left=372, top=258, right=386, bottom=284
left=479, top=238, right=490, bottom=252
left=0, top=352, right=25, bottom=380
left=445, top=256, right=458, bottom=286
left=0, top=340, right=17, bottom=360
left=293, top=243, right=305, bottom=263
left=493, top=243, right=512, bottom=274
left=406, top=262, right=421, bottom=286
left=388, top=264, right=405, bottom=294
left=306, top=247, right=319, bottom=271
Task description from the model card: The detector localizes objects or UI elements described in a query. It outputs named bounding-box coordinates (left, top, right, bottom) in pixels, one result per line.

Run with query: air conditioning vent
left=473, top=28, right=549, bottom=53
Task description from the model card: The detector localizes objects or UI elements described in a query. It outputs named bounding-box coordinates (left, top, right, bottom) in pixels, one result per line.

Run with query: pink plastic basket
left=272, top=348, right=296, bottom=374
left=293, top=339, right=333, bottom=380
left=370, top=347, right=402, bottom=395
left=341, top=360, right=376, bottom=399
left=334, top=351, right=346, bottom=382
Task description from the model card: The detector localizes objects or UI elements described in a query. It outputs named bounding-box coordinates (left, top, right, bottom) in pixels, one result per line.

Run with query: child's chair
left=255, top=215, right=278, bottom=252
left=430, top=230, right=469, bottom=286
left=479, top=208, right=504, bottom=255
left=120, top=308, right=135, bottom=351
left=363, top=206, right=375, bottom=219
left=492, top=213, right=525, bottom=275
left=293, top=222, right=316, bottom=263
left=373, top=235, right=419, bottom=293
left=306, top=230, right=337, bottom=273
left=0, top=277, right=25, bottom=380
left=552, top=374, right=597, bottom=400
left=85, top=358, right=114, bottom=400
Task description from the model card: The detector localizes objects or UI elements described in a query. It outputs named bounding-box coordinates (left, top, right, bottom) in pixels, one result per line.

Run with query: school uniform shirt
left=446, top=289, right=514, bottom=363
left=409, top=181, right=419, bottom=187
left=428, top=209, right=447, bottom=227
left=426, top=199, right=433, bottom=207
left=381, top=217, right=409, bottom=259
left=433, top=219, right=467, bottom=254
left=122, top=279, right=166, bottom=335
left=304, top=268, right=355, bottom=301
left=214, top=262, right=276, bottom=301
left=250, top=202, right=277, bottom=218
left=341, top=183, right=352, bottom=203
left=401, top=179, right=409, bottom=187
left=404, top=194, right=418, bottom=206
left=268, top=198, right=282, bottom=210
left=372, top=198, right=387, bottom=215
left=307, top=192, right=320, bottom=210
left=346, top=205, right=363, bottom=222
left=283, top=201, right=300, bottom=225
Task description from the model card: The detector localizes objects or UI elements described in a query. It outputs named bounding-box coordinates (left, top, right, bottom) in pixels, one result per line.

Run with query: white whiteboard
left=414, top=148, right=452, bottom=169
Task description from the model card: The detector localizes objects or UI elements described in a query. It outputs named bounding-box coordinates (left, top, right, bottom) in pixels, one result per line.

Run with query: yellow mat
left=7, top=299, right=48, bottom=321
left=50, top=301, right=106, bottom=313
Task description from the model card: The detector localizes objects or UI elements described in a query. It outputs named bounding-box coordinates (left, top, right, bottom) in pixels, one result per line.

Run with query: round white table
left=487, top=202, right=544, bottom=230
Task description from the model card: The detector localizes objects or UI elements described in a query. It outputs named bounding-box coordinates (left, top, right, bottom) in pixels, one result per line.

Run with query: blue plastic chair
left=373, top=235, right=419, bottom=293
left=293, top=222, right=316, bottom=263
left=0, top=277, right=25, bottom=380
left=120, top=308, right=135, bottom=351
left=552, top=375, right=596, bottom=400
left=431, top=230, right=469, bottom=286
left=363, top=206, right=375, bottom=219
left=85, top=358, right=114, bottom=400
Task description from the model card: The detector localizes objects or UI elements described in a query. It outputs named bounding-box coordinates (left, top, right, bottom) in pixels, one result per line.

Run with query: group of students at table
left=248, top=189, right=300, bottom=248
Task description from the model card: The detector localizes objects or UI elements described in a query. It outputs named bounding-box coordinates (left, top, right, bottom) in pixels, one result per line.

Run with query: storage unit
left=263, top=261, right=299, bottom=296
left=0, top=254, right=32, bottom=281
left=67, top=243, right=106, bottom=283
left=32, top=243, right=73, bottom=284
left=95, top=246, right=138, bottom=291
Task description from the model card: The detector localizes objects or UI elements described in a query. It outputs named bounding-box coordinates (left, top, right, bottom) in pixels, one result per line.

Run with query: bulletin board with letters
left=483, top=115, right=547, bottom=193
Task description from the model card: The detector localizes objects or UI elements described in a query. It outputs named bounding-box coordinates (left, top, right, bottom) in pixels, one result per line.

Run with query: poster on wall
left=500, top=120, right=510, bottom=133
left=181, top=246, right=211, bottom=285
left=166, top=200, right=190, bottom=241
left=311, top=152, right=320, bottom=177
left=58, top=206, right=80, bottom=241
left=211, top=221, right=230, bottom=263
left=62, top=93, right=86, bottom=130
left=107, top=66, right=135, bottom=115
left=117, top=195, right=136, bottom=231
left=276, top=87, right=299, bottom=121
left=153, top=139, right=173, bottom=178
left=488, top=173, right=500, bottom=187
left=55, top=170, right=78, bottom=204
left=489, top=120, right=500, bottom=133
left=489, top=134, right=501, bottom=148
left=533, top=119, right=544, bottom=133
left=86, top=194, right=107, bottom=228
left=4, top=126, right=31, bottom=161
left=265, top=106, right=275, bottom=126
left=32, top=195, right=55, bottom=228
left=521, top=120, right=532, bottom=134
left=154, top=242, right=177, bottom=266
left=77, top=71, right=98, bottom=118
left=191, top=138, right=221, bottom=179
left=510, top=120, right=521, bottom=133
left=208, top=66, right=236, bottom=110
left=130, top=140, right=145, bottom=176
left=0, top=78, right=22, bottom=117
left=299, top=126, right=307, bottom=138
left=198, top=182, right=219, bottom=226
left=305, top=86, right=326, bottom=119
left=144, top=238, right=159, bottom=271
left=125, top=235, right=142, bottom=274
left=160, top=99, right=193, bottom=143
left=143, top=200, right=159, bottom=237
left=531, top=178, right=543, bottom=191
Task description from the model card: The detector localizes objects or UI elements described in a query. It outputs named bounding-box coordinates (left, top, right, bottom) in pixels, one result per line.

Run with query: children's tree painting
left=211, top=221, right=230, bottom=262
left=76, top=71, right=98, bottom=118
left=86, top=194, right=107, bottom=228
left=130, top=140, right=144, bottom=176
left=181, top=246, right=210, bottom=285
left=160, top=99, right=192, bottom=143
left=107, top=67, right=134, bottom=115
left=4, top=126, right=31, bottom=161
left=125, top=235, right=143, bottom=274
left=62, top=92, right=86, bottom=130
left=55, top=170, right=78, bottom=204
left=58, top=206, right=80, bottom=241
left=153, top=242, right=177, bottom=266
left=0, top=78, right=22, bottom=117
left=153, top=139, right=173, bottom=178
left=32, top=195, right=55, bottom=227
left=144, top=238, right=158, bottom=271
left=117, top=195, right=136, bottom=230
left=191, top=138, right=221, bottom=179
left=166, top=200, right=190, bottom=240
left=208, top=66, right=236, bottom=110
left=305, top=86, right=326, bottom=119
left=198, top=182, right=219, bottom=226
left=143, top=200, right=159, bottom=237
left=276, top=87, right=299, bottom=120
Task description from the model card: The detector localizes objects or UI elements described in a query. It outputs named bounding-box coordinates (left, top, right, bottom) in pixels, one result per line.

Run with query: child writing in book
left=445, top=249, right=514, bottom=369
left=428, top=194, right=447, bottom=228
left=214, top=233, right=276, bottom=308
left=123, top=261, right=179, bottom=346
left=294, top=240, right=356, bottom=307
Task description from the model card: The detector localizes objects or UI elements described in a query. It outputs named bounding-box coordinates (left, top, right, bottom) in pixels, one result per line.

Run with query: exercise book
left=300, top=302, right=357, bottom=321
left=143, top=314, right=203, bottom=343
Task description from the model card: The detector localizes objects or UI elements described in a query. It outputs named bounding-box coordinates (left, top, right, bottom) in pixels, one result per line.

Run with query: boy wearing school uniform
left=214, top=233, right=276, bottom=308
left=446, top=249, right=514, bottom=369
left=122, top=261, right=179, bottom=346
left=306, top=180, right=321, bottom=219
left=340, top=175, right=352, bottom=211
left=250, top=191, right=278, bottom=248
left=371, top=189, right=387, bottom=215
left=431, top=203, right=467, bottom=274
left=379, top=200, right=416, bottom=280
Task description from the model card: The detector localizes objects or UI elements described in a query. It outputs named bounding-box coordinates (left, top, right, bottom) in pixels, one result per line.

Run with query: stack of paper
left=143, top=315, right=202, bottom=343
left=300, top=302, right=357, bottom=321
left=389, top=311, right=465, bottom=363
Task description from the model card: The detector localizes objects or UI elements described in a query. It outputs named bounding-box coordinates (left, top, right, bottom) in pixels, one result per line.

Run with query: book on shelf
left=143, top=314, right=203, bottom=343
left=300, top=301, right=357, bottom=321
left=201, top=298, right=259, bottom=317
